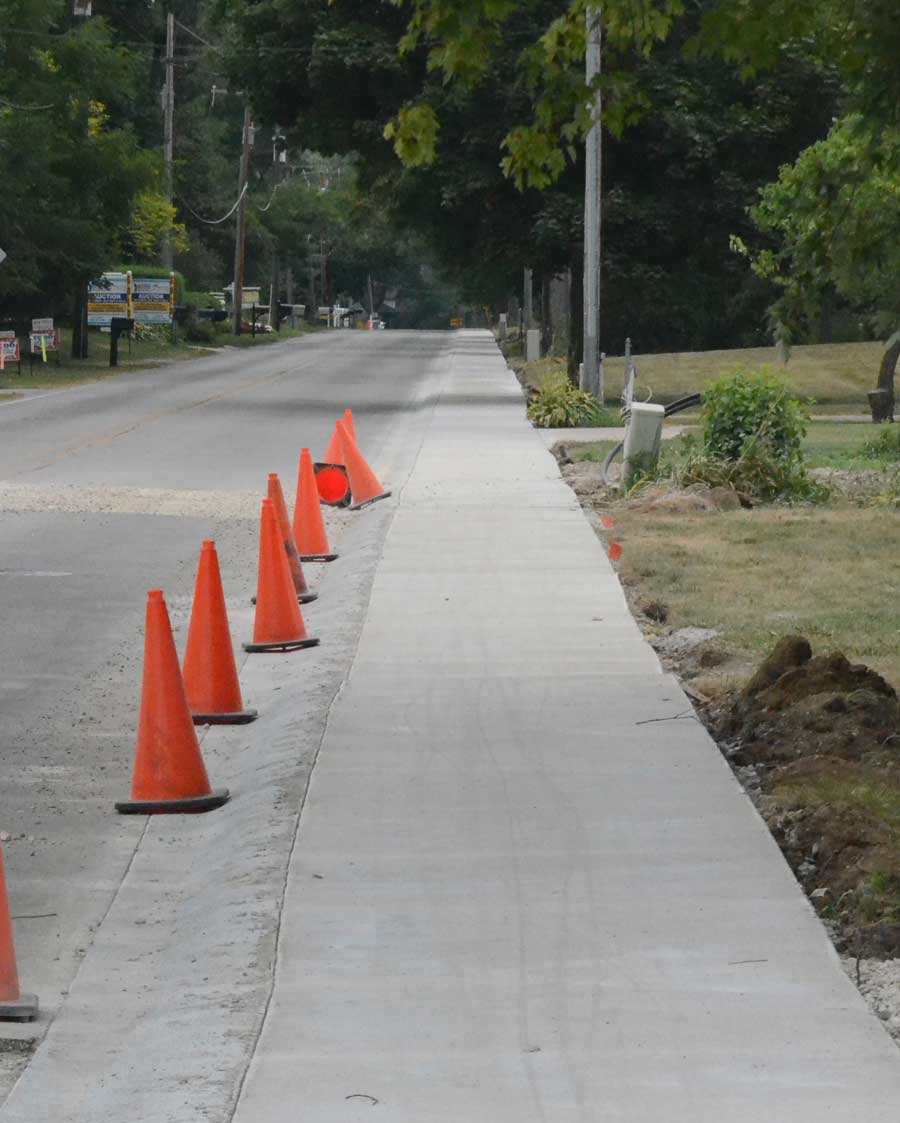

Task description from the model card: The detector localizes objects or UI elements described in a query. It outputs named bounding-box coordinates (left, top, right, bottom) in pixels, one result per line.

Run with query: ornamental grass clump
left=527, top=370, right=618, bottom=428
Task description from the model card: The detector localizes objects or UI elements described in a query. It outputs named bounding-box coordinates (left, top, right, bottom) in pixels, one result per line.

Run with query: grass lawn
left=614, top=505, right=900, bottom=686
left=522, top=340, right=887, bottom=408
left=566, top=420, right=900, bottom=470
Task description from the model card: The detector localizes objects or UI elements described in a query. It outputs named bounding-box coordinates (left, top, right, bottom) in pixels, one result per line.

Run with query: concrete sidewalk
left=231, top=332, right=900, bottom=1121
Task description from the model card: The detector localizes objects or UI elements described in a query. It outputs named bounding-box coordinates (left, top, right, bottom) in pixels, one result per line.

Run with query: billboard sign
left=88, top=272, right=130, bottom=327
left=132, top=275, right=174, bottom=325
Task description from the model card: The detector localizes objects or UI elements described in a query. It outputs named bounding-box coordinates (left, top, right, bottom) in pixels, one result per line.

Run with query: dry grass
left=525, top=341, right=887, bottom=407
left=615, top=505, right=900, bottom=687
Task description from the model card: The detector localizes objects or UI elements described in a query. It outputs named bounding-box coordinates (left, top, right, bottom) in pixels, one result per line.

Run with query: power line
left=255, top=179, right=290, bottom=212
left=174, top=20, right=222, bottom=54
left=178, top=183, right=247, bottom=226
left=0, top=97, right=54, bottom=111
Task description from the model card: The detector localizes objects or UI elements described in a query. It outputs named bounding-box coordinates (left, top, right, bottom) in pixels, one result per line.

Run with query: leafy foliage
left=527, top=370, right=616, bottom=427
left=675, top=442, right=826, bottom=502
left=747, top=117, right=900, bottom=341
left=862, top=426, right=900, bottom=464
left=129, top=193, right=190, bottom=261
left=701, top=367, right=808, bottom=465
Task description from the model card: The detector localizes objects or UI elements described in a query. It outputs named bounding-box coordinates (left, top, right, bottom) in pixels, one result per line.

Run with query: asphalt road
left=0, top=330, right=451, bottom=1090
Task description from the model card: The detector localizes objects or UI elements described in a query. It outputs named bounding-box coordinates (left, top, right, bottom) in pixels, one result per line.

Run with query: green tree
left=0, top=0, right=160, bottom=327
left=746, top=116, right=900, bottom=416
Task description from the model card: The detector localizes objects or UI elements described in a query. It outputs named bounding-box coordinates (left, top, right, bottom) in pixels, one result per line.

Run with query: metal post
left=523, top=267, right=533, bottom=330
left=162, top=11, right=175, bottom=271
left=582, top=6, right=603, bottom=400
left=231, top=105, right=252, bottom=336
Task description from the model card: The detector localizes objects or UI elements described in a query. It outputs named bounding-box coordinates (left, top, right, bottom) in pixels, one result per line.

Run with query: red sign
left=29, top=328, right=60, bottom=353
left=0, top=333, right=19, bottom=363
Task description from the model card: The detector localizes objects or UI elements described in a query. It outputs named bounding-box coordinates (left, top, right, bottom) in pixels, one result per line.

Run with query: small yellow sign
left=450, top=317, right=464, bottom=328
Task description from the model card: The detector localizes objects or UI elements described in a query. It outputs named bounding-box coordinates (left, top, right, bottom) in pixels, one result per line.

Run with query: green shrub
left=702, top=367, right=808, bottom=465
left=862, top=425, right=900, bottom=462
left=527, top=371, right=618, bottom=428
left=675, top=444, right=828, bottom=503
left=622, top=432, right=828, bottom=503
left=185, top=318, right=219, bottom=344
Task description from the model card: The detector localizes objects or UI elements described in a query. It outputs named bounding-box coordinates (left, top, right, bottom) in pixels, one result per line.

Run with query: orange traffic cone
left=268, top=473, right=317, bottom=603
left=315, top=420, right=352, bottom=506
left=314, top=461, right=350, bottom=507
left=244, top=498, right=321, bottom=653
left=116, top=590, right=229, bottom=814
left=343, top=408, right=357, bottom=444
left=338, top=420, right=391, bottom=510
left=323, top=421, right=344, bottom=466
left=0, top=845, right=37, bottom=1021
left=183, top=541, right=257, bottom=726
left=315, top=409, right=357, bottom=507
left=293, top=448, right=338, bottom=562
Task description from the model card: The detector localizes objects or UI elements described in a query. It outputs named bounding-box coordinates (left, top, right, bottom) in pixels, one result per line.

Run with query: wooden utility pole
left=162, top=10, right=175, bottom=271
left=582, top=6, right=603, bottom=400
left=268, top=131, right=286, bottom=330
left=231, top=106, right=252, bottom=336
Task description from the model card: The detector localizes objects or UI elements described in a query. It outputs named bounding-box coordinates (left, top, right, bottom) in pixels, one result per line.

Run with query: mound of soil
left=703, top=635, right=900, bottom=956
left=626, top=483, right=751, bottom=514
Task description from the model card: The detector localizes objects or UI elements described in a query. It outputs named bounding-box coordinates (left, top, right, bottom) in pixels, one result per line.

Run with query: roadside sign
left=29, top=327, right=60, bottom=353
left=31, top=317, right=54, bottom=333
left=0, top=332, right=20, bottom=365
left=88, top=272, right=131, bottom=327
left=450, top=317, right=464, bottom=328
left=132, top=274, right=175, bottom=324
left=0, top=248, right=6, bottom=265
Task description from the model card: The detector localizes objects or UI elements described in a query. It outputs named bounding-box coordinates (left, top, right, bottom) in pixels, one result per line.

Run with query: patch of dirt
left=811, top=467, right=893, bottom=500
left=559, top=461, right=610, bottom=503
left=700, top=635, right=900, bottom=958
left=626, top=483, right=751, bottom=513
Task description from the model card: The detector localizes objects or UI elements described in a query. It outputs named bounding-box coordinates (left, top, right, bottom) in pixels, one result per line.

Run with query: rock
left=811, top=887, right=831, bottom=902
left=743, top=635, right=812, bottom=698
left=0, top=831, right=10, bottom=843
left=638, top=598, right=668, bottom=623
left=653, top=626, right=720, bottom=658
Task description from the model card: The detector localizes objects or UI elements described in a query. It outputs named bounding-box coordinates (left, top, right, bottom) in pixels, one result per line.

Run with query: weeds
left=528, top=370, right=619, bottom=428
left=862, top=425, right=900, bottom=462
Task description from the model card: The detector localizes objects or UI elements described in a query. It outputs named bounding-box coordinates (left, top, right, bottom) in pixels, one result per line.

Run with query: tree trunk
left=540, top=272, right=552, bottom=355
left=71, top=282, right=88, bottom=359
left=817, top=293, right=834, bottom=344
left=567, top=248, right=583, bottom=387
left=868, top=337, right=900, bottom=423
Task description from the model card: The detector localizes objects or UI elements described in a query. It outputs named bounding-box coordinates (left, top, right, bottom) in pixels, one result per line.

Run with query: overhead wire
left=178, top=183, right=247, bottom=225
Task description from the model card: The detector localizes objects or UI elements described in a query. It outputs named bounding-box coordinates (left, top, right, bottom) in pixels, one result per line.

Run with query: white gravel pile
left=843, top=958, right=900, bottom=1046
left=0, top=483, right=350, bottom=543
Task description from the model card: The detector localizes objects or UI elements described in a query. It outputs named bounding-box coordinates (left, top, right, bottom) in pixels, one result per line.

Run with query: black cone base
left=191, top=709, right=258, bottom=726
left=116, top=788, right=230, bottom=815
left=298, top=553, right=338, bottom=563
left=350, top=489, right=391, bottom=511
left=242, top=636, right=320, bottom=654
left=0, top=994, right=38, bottom=1022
